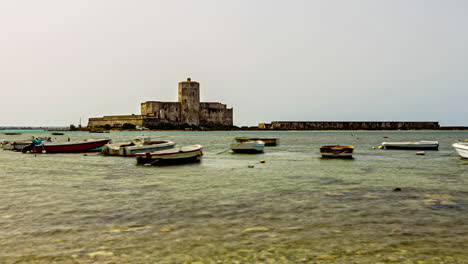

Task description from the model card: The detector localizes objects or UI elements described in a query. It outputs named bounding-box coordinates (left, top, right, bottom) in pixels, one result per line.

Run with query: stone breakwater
left=259, top=121, right=440, bottom=130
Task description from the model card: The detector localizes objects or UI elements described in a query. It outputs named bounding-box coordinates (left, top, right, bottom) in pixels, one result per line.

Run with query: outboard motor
left=22, top=144, right=35, bottom=153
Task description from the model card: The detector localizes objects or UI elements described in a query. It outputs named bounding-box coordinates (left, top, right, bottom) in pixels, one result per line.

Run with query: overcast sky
left=1, top=0, right=467, bottom=126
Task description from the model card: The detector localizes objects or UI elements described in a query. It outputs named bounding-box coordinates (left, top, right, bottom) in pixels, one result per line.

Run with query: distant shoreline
left=2, top=127, right=468, bottom=132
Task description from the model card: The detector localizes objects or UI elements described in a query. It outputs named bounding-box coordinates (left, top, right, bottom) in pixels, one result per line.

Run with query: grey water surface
left=1, top=130, right=467, bottom=263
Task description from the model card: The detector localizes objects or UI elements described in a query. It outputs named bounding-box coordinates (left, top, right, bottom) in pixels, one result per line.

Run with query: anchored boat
left=320, top=145, right=354, bottom=158
left=23, top=138, right=111, bottom=153
left=135, top=145, right=203, bottom=165
left=101, top=137, right=175, bottom=156
left=235, top=137, right=279, bottom=146
left=230, top=140, right=265, bottom=154
left=453, top=143, right=468, bottom=159
left=381, top=141, right=439, bottom=150
left=3, top=132, right=22, bottom=135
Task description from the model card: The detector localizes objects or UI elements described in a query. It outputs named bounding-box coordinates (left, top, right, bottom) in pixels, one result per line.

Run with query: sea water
left=0, top=130, right=467, bottom=263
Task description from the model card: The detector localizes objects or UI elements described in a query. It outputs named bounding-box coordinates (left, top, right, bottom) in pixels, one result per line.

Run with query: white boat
left=230, top=140, right=265, bottom=153
left=235, top=137, right=279, bottom=146
left=135, top=145, right=203, bottom=165
left=381, top=141, right=439, bottom=150
left=1, top=140, right=32, bottom=151
left=453, top=143, right=468, bottom=159
left=101, top=137, right=175, bottom=156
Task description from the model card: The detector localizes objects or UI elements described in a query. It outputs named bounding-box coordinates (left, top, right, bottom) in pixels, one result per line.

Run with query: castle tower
left=178, top=78, right=200, bottom=125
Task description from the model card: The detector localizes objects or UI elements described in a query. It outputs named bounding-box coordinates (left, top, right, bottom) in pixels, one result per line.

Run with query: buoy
left=260, top=160, right=266, bottom=163
left=378, top=146, right=384, bottom=149
left=372, top=147, right=376, bottom=149
left=384, top=136, right=389, bottom=138
left=393, top=187, right=402, bottom=192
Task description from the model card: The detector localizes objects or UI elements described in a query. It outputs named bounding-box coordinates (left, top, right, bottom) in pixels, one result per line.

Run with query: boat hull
left=231, top=148, right=264, bottom=154
left=382, top=141, right=439, bottom=150
left=235, top=137, right=279, bottom=146
left=29, top=139, right=111, bottom=153
left=453, top=143, right=468, bottom=159
left=230, top=141, right=265, bottom=154
left=320, top=145, right=354, bottom=158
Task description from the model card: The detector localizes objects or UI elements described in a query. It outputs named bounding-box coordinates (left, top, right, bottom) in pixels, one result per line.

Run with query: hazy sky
left=1, top=0, right=467, bottom=126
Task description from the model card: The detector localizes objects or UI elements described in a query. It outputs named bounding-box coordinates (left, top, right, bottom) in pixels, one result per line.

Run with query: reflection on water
left=0, top=130, right=467, bottom=263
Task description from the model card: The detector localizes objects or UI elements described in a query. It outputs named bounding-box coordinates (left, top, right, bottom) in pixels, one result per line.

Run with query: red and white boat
left=135, top=145, right=203, bottom=165
left=24, top=138, right=111, bottom=153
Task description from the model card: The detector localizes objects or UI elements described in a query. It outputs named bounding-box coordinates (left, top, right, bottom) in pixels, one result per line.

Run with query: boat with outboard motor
left=101, top=137, right=175, bottom=156
left=135, top=145, right=203, bottom=165
left=2, top=137, right=52, bottom=151
left=22, top=138, right=111, bottom=153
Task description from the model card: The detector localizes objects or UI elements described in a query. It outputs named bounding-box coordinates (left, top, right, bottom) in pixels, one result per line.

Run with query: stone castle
left=87, top=78, right=233, bottom=128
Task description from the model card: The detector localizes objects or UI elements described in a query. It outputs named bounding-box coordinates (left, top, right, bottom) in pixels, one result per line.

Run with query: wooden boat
left=381, top=141, right=439, bottom=150
left=235, top=137, right=279, bottom=146
left=51, top=132, right=64, bottom=135
left=230, top=140, right=265, bottom=153
left=23, top=138, right=111, bottom=153
left=320, top=145, right=354, bottom=158
left=135, top=145, right=203, bottom=165
left=452, top=143, right=468, bottom=159
left=101, top=137, right=175, bottom=156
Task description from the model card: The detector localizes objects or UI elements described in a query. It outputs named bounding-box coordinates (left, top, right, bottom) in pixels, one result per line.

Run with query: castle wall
left=259, top=121, right=440, bottom=130
left=140, top=101, right=181, bottom=122
left=88, top=115, right=145, bottom=128
left=199, top=102, right=233, bottom=126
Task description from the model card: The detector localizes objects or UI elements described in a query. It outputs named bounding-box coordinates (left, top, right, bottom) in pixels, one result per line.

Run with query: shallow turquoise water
left=0, top=130, right=467, bottom=263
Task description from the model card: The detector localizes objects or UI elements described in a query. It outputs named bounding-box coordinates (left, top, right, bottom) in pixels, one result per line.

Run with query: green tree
left=122, top=123, right=137, bottom=130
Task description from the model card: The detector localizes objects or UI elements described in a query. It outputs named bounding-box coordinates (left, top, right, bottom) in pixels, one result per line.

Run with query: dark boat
left=51, top=132, right=64, bottom=135
left=381, top=141, right=439, bottom=150
left=3, top=132, right=22, bottom=135
left=320, top=145, right=354, bottom=158
left=24, top=138, right=111, bottom=153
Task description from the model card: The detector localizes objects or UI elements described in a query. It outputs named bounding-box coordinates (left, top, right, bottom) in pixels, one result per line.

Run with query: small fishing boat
left=452, top=143, right=468, bottom=159
left=320, top=145, right=354, bottom=158
left=235, top=137, right=279, bottom=146
left=381, top=141, right=439, bottom=150
left=135, top=145, right=203, bottom=165
left=23, top=138, right=111, bottom=153
left=3, top=132, right=22, bottom=135
left=101, top=137, right=175, bottom=156
left=51, top=132, right=64, bottom=135
left=230, top=140, right=265, bottom=153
